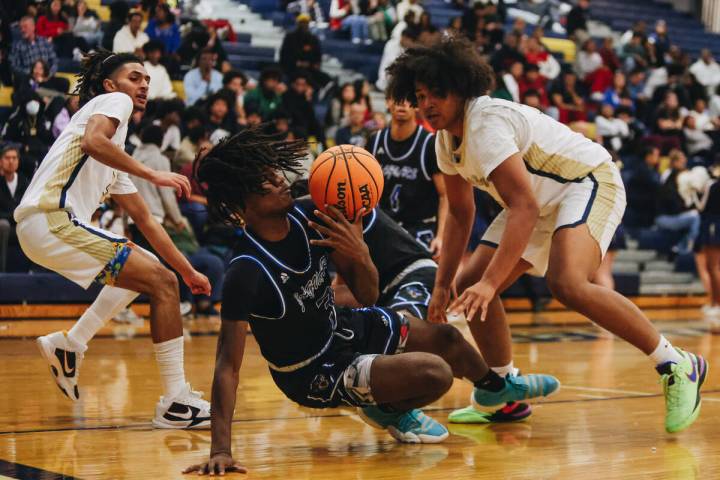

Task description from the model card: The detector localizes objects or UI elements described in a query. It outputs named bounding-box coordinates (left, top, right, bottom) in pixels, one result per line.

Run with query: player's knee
left=546, top=274, right=584, bottom=306
left=434, top=324, right=464, bottom=352
left=417, top=355, right=453, bottom=396
left=151, top=264, right=179, bottom=298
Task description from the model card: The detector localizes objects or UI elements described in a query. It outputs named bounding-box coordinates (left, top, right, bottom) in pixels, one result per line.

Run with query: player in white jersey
left=385, top=37, right=707, bottom=433
left=14, top=51, right=211, bottom=428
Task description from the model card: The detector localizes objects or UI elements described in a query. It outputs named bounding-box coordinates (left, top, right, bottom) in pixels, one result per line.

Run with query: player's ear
left=102, top=77, right=117, bottom=93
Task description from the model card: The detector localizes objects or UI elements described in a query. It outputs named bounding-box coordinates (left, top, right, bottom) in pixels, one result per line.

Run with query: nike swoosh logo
left=167, top=406, right=195, bottom=420
left=55, top=348, right=76, bottom=378
left=686, top=358, right=698, bottom=382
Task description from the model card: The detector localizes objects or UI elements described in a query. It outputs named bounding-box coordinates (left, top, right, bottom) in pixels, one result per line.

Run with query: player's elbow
left=80, top=134, right=103, bottom=157
left=511, top=197, right=540, bottom=220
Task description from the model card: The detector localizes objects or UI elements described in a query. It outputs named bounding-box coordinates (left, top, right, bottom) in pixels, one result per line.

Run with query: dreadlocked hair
left=74, top=49, right=142, bottom=106
left=385, top=36, right=495, bottom=106
left=193, top=125, right=308, bottom=227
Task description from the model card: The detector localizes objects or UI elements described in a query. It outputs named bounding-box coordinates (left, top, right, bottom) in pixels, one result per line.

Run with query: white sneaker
left=36, top=331, right=85, bottom=401
left=112, top=307, right=144, bottom=326
left=180, top=301, right=193, bottom=317
left=152, top=383, right=211, bottom=429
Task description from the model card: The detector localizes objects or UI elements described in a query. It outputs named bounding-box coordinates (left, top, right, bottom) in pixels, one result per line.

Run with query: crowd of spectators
left=1, top=0, right=719, bottom=304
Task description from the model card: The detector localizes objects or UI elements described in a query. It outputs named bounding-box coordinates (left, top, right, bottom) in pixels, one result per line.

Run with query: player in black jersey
left=184, top=128, right=558, bottom=475
left=323, top=201, right=536, bottom=423
left=369, top=98, right=447, bottom=258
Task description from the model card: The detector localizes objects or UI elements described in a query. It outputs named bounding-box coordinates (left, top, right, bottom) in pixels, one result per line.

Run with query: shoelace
left=662, top=364, right=687, bottom=409
left=398, top=410, right=435, bottom=432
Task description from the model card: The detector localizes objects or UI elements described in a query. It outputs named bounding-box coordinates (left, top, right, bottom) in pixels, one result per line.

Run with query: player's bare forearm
left=113, top=193, right=194, bottom=277
left=81, top=115, right=155, bottom=180
left=433, top=173, right=449, bottom=240
left=332, top=251, right=379, bottom=306
left=332, top=274, right=363, bottom=308
left=210, top=321, right=247, bottom=457
left=434, top=174, right=474, bottom=289
left=435, top=206, right=473, bottom=288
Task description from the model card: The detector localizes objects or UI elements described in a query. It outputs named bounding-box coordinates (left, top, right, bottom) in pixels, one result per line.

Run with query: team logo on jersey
left=376, top=147, right=385, bottom=155
left=280, top=272, right=289, bottom=284
left=311, top=374, right=331, bottom=392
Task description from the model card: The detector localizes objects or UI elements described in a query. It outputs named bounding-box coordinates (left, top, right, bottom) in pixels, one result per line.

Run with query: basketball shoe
left=658, top=348, right=708, bottom=433
left=152, top=383, right=211, bottom=429
left=359, top=407, right=449, bottom=443
left=36, top=331, right=85, bottom=401
left=448, top=402, right=532, bottom=424
left=472, top=373, right=560, bottom=407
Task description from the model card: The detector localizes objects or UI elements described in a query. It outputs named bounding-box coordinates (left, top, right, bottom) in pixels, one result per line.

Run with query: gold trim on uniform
left=44, top=211, right=117, bottom=264
left=38, top=135, right=84, bottom=211
left=586, top=162, right=618, bottom=245
left=523, top=143, right=596, bottom=182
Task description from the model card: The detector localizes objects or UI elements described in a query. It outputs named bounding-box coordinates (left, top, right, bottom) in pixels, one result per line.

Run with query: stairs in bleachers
left=588, top=0, right=720, bottom=58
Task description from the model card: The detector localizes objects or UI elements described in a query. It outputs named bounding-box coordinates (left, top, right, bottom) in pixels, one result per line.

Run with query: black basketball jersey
left=701, top=180, right=720, bottom=218
left=221, top=203, right=337, bottom=370
left=369, top=125, right=439, bottom=230
left=294, top=198, right=431, bottom=292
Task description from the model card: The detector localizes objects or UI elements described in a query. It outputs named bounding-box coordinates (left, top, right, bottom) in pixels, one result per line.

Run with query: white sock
left=153, top=337, right=186, bottom=399
left=491, top=361, right=516, bottom=378
left=67, top=285, right=140, bottom=348
left=649, top=335, right=683, bottom=366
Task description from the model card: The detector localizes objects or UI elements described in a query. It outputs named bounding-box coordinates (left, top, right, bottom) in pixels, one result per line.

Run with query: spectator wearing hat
left=280, top=14, right=333, bottom=91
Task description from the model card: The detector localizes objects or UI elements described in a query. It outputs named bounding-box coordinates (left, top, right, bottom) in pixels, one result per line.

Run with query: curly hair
left=74, top=49, right=142, bottom=106
left=193, top=125, right=308, bottom=227
left=385, top=36, right=495, bottom=105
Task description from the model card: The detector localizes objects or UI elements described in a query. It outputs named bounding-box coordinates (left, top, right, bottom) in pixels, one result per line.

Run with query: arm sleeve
left=221, top=260, right=260, bottom=321
left=90, top=92, right=134, bottom=125
left=108, top=171, right=138, bottom=195
left=464, top=113, right=520, bottom=180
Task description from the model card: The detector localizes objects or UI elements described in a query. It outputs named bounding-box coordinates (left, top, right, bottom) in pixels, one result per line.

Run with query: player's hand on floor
left=149, top=171, right=191, bottom=198
left=308, top=206, right=369, bottom=262
left=183, top=270, right=211, bottom=295
left=449, top=280, right=495, bottom=322
left=183, top=453, right=247, bottom=475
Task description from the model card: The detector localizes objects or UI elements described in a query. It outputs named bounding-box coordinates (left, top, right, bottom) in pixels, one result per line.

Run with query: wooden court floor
left=1, top=309, right=719, bottom=479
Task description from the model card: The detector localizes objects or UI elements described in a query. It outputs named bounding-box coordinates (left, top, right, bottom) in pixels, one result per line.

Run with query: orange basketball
left=308, top=145, right=384, bottom=220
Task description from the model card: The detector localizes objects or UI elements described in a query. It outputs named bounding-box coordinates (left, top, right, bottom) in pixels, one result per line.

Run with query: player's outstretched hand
left=429, top=237, right=443, bottom=261
left=183, top=453, right=247, bottom=476
left=149, top=171, right=191, bottom=198
left=449, top=280, right=495, bottom=322
left=182, top=270, right=211, bottom=296
left=428, top=284, right=454, bottom=324
left=308, top=206, right=369, bottom=263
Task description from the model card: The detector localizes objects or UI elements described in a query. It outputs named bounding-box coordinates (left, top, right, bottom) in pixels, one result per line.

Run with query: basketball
left=308, top=145, right=384, bottom=220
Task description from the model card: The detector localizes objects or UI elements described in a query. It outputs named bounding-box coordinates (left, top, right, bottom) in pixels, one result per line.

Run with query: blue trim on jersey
left=478, top=239, right=499, bottom=249
left=69, top=214, right=127, bottom=243
left=229, top=255, right=286, bottom=320
left=242, top=213, right=312, bottom=274
left=362, top=209, right=377, bottom=234
left=555, top=173, right=599, bottom=232
left=419, top=133, right=434, bottom=182
left=383, top=126, right=423, bottom=162
left=524, top=161, right=586, bottom=184
left=60, top=154, right=89, bottom=208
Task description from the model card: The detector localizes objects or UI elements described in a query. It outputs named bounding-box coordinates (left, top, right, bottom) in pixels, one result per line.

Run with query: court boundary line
left=2, top=388, right=718, bottom=436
